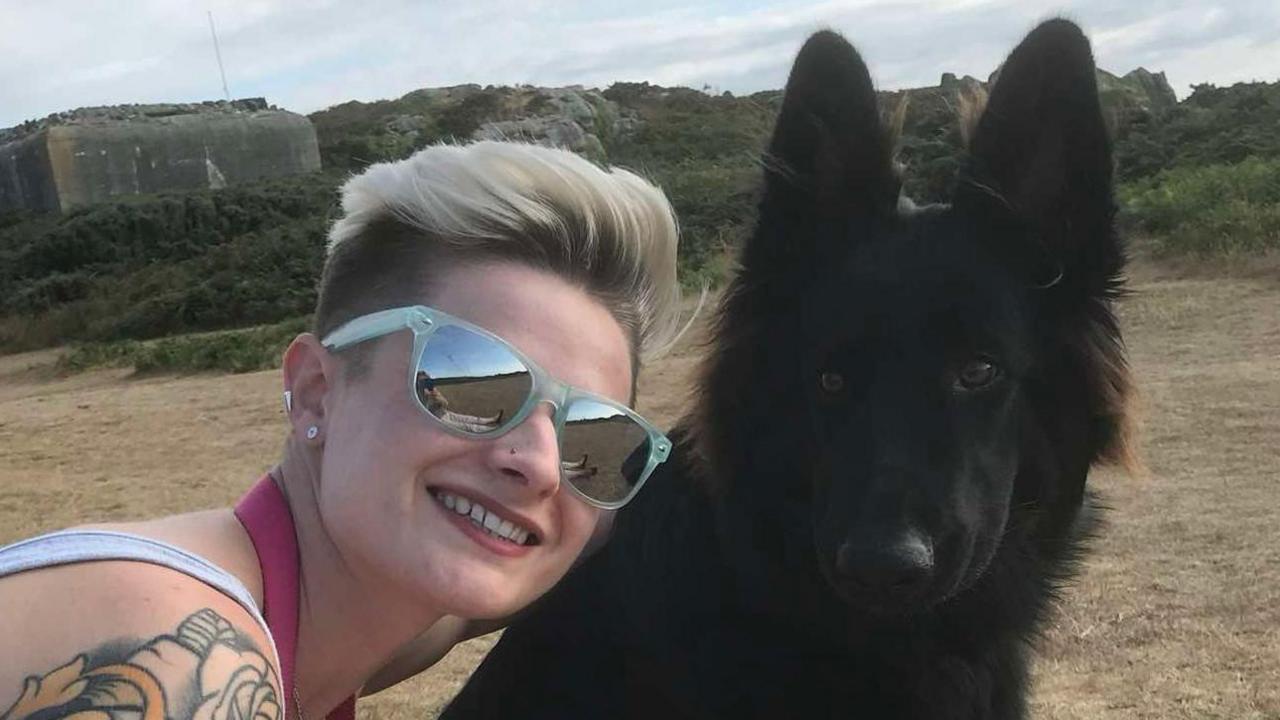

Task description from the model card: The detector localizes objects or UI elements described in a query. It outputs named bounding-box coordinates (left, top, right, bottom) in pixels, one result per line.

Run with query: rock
left=939, top=73, right=985, bottom=97
left=1121, top=68, right=1178, bottom=110
left=468, top=87, right=630, bottom=159
left=386, top=114, right=428, bottom=134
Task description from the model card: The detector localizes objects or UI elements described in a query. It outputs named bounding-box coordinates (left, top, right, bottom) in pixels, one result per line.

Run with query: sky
left=3, top=0, right=1279, bottom=129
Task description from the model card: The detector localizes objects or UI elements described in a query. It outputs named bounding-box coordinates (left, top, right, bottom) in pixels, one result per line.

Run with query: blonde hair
left=315, top=141, right=685, bottom=376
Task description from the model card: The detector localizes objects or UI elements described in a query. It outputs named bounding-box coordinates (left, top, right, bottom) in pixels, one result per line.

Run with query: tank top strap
left=234, top=474, right=356, bottom=720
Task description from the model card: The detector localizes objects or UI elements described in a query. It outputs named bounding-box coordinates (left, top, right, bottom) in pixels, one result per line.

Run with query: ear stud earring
left=306, top=426, right=319, bottom=440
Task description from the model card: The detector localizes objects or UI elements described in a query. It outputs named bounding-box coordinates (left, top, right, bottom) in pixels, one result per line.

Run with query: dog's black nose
left=837, top=530, right=935, bottom=596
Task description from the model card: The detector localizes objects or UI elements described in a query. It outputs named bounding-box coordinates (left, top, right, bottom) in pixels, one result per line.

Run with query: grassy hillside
left=2, top=73, right=1277, bottom=365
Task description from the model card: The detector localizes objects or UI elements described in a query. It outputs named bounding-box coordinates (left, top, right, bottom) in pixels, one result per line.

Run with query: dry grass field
left=1, top=248, right=1276, bottom=718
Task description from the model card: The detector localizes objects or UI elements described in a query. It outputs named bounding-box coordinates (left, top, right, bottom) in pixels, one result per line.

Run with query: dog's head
left=695, top=20, right=1137, bottom=618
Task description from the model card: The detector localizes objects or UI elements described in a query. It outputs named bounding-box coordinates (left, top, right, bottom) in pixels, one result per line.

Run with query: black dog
left=443, top=18, right=1138, bottom=720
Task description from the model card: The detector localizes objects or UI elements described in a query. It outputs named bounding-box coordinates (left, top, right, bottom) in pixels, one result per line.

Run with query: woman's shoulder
left=76, top=507, right=265, bottom=606
left=0, top=556, right=283, bottom=720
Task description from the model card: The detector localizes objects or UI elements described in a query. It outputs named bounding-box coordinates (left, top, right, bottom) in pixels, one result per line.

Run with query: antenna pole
left=207, top=10, right=231, bottom=101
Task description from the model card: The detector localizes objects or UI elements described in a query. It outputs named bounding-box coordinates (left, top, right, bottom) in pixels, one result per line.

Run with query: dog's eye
left=819, top=370, right=845, bottom=394
left=954, top=358, right=1001, bottom=391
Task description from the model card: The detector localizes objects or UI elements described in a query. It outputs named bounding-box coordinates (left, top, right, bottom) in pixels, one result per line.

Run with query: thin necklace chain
left=293, top=684, right=306, bottom=720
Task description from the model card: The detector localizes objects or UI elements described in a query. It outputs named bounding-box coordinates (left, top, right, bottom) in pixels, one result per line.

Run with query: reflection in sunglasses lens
left=416, top=325, right=532, bottom=434
left=415, top=324, right=652, bottom=505
left=561, top=398, right=650, bottom=504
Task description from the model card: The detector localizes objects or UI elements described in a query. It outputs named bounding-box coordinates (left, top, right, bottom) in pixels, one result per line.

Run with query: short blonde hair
left=314, top=141, right=684, bottom=377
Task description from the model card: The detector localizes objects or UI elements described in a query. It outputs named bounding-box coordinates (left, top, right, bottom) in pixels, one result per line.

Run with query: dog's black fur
left=442, top=19, right=1137, bottom=720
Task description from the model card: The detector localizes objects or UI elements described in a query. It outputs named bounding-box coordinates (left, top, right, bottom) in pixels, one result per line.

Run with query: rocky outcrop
left=475, top=114, right=606, bottom=159
left=938, top=72, right=985, bottom=98
left=1098, top=67, right=1179, bottom=113
left=983, top=65, right=1177, bottom=116
left=470, top=87, right=628, bottom=159
left=309, top=85, right=636, bottom=169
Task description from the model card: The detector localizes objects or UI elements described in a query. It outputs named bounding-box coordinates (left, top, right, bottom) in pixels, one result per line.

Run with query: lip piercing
left=306, top=426, right=319, bottom=440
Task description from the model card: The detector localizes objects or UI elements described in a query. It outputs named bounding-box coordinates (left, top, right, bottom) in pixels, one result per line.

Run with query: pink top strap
left=235, top=474, right=356, bottom=720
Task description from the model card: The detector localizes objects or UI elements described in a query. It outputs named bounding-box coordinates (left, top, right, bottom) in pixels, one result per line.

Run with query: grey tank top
left=0, top=530, right=278, bottom=662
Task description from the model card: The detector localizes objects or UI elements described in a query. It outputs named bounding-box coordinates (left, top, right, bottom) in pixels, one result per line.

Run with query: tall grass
left=1119, top=157, right=1280, bottom=255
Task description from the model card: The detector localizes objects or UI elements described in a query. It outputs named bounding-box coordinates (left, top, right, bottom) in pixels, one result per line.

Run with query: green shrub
left=59, top=317, right=309, bottom=375
left=1, top=174, right=338, bottom=289
left=0, top=176, right=335, bottom=352
left=645, top=161, right=759, bottom=285
left=1119, top=156, right=1280, bottom=254
left=55, top=339, right=138, bottom=373
left=600, top=85, right=775, bottom=283
left=1115, top=82, right=1280, bottom=182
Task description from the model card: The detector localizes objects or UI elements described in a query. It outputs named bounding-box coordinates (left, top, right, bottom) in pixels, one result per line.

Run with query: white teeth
left=434, top=490, right=534, bottom=545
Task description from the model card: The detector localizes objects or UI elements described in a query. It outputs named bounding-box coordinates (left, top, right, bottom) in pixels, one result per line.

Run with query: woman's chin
left=442, top=588, right=526, bottom=621
left=414, top=566, right=545, bottom=620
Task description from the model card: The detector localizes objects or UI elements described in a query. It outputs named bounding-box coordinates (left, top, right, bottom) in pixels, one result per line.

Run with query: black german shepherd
left=443, top=18, right=1138, bottom=720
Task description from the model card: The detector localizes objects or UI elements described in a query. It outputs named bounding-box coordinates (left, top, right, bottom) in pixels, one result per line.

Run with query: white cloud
left=62, top=56, right=167, bottom=86
left=2, top=0, right=1278, bottom=128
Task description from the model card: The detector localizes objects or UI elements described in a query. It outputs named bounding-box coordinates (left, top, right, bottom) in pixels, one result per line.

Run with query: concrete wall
left=0, top=110, right=320, bottom=213
left=0, top=134, right=59, bottom=213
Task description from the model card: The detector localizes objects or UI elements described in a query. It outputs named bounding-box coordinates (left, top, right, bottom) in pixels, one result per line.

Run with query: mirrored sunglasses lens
left=560, top=398, right=652, bottom=504
left=416, top=325, right=532, bottom=434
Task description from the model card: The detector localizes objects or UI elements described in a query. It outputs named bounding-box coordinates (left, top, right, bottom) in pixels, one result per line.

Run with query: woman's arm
left=0, top=561, right=283, bottom=720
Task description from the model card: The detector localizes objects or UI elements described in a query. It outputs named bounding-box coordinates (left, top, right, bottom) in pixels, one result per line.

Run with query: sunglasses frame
left=321, top=305, right=672, bottom=509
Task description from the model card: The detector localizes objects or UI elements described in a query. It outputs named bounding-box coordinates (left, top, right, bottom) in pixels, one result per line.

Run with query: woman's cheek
left=581, top=509, right=614, bottom=560
left=559, top=501, right=602, bottom=563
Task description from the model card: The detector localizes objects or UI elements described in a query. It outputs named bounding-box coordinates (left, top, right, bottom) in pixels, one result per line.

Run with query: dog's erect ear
left=768, top=31, right=901, bottom=210
left=762, top=30, right=899, bottom=223
left=958, top=19, right=1121, bottom=297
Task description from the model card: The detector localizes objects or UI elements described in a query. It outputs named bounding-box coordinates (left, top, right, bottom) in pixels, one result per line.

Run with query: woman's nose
left=489, top=403, right=562, bottom=499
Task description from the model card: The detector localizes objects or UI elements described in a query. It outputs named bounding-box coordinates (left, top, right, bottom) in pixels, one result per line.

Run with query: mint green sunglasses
left=322, top=305, right=671, bottom=509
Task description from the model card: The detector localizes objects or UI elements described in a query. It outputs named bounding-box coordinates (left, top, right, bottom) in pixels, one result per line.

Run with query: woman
left=0, top=141, right=685, bottom=720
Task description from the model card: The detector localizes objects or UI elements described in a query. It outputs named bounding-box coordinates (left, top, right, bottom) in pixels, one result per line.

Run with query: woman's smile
left=428, top=486, right=543, bottom=559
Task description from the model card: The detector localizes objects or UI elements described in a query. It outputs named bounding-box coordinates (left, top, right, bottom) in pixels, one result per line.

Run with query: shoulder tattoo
left=2, top=609, right=282, bottom=720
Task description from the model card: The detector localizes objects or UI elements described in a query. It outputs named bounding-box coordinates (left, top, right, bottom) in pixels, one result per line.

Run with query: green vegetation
left=601, top=84, right=777, bottom=285
left=1109, top=81, right=1280, bottom=255
left=1115, top=82, right=1280, bottom=182
left=3, top=73, right=1278, bottom=373
left=1120, top=156, right=1280, bottom=255
left=58, top=316, right=309, bottom=375
left=0, top=174, right=337, bottom=352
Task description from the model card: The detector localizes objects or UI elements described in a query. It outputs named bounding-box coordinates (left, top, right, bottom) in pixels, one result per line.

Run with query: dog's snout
left=836, top=529, right=935, bottom=597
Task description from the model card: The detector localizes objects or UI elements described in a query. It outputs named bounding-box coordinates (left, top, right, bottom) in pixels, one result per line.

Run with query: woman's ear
left=282, top=333, right=336, bottom=437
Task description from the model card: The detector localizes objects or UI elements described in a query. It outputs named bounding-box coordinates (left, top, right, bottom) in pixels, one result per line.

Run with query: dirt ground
left=1, top=250, right=1277, bottom=719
